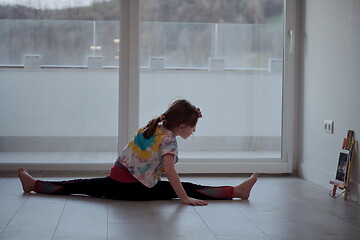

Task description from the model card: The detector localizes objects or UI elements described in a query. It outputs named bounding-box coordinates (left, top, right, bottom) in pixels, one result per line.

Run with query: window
left=136, top=0, right=293, bottom=173
left=0, top=0, right=120, bottom=167
left=0, top=0, right=296, bottom=173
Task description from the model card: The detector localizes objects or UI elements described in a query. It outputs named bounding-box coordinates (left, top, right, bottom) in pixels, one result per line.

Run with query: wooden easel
left=330, top=130, right=356, bottom=201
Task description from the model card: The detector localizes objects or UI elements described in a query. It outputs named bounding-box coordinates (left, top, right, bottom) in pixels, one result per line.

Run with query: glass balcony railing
left=0, top=19, right=283, bottom=158
left=0, top=19, right=283, bottom=70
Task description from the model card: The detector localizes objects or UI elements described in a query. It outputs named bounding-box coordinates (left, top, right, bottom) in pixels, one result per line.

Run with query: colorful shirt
left=116, top=126, right=178, bottom=188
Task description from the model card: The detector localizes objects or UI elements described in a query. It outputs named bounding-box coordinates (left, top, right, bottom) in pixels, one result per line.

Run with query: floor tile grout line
left=51, top=198, right=68, bottom=240
left=0, top=193, right=29, bottom=235
left=230, top=202, right=272, bottom=240
left=107, top=199, right=109, bottom=240
left=193, top=206, right=218, bottom=239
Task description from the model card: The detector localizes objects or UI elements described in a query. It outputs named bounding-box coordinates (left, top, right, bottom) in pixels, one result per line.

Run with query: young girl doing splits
left=19, top=99, right=258, bottom=206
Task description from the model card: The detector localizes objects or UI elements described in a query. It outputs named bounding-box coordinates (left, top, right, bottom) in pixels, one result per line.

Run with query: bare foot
left=18, top=167, right=36, bottom=193
left=233, top=172, right=258, bottom=199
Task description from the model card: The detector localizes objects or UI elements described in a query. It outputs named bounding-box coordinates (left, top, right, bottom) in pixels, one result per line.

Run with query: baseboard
left=299, top=162, right=359, bottom=203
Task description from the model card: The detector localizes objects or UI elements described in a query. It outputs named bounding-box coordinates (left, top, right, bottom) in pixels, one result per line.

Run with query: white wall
left=139, top=71, right=282, bottom=137
left=299, top=0, right=360, bottom=201
left=0, top=70, right=281, bottom=137
left=0, top=70, right=119, bottom=136
left=0, top=69, right=281, bottom=152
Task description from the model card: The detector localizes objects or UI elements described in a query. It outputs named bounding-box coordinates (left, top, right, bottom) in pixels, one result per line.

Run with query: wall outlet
left=324, top=120, right=334, bottom=134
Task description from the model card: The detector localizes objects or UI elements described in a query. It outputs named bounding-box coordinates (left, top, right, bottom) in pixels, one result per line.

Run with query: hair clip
left=195, top=108, right=202, bottom=118
left=159, top=114, right=165, bottom=121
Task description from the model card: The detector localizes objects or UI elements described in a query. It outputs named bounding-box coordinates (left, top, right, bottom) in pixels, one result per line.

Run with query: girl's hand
left=181, top=197, right=208, bottom=206
left=163, top=155, right=208, bottom=206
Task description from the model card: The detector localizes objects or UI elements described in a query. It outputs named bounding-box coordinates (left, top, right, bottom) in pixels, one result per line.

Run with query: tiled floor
left=0, top=174, right=359, bottom=240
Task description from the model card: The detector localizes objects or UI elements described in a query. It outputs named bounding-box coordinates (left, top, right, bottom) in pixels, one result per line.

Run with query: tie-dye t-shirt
left=117, top=126, right=178, bottom=188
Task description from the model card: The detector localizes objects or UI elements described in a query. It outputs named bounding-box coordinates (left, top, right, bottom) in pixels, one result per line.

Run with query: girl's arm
left=163, top=154, right=208, bottom=206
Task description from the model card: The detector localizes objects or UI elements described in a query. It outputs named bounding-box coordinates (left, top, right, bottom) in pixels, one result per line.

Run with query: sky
left=0, top=0, right=107, bottom=9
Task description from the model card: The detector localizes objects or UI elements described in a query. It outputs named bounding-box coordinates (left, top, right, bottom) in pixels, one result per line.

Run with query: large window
left=0, top=0, right=296, bottom=173
left=0, top=0, right=120, bottom=167
left=139, top=0, right=285, bottom=165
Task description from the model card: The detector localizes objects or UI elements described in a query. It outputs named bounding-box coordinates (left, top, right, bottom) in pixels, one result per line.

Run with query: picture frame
left=334, top=149, right=350, bottom=186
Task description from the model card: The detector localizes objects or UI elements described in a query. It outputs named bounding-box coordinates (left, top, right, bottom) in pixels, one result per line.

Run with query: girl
left=18, top=99, right=258, bottom=206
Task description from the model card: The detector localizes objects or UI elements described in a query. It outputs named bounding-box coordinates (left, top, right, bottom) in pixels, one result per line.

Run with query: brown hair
left=143, top=99, right=200, bottom=139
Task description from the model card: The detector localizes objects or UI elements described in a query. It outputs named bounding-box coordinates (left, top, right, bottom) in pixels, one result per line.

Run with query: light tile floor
left=0, top=174, right=360, bottom=240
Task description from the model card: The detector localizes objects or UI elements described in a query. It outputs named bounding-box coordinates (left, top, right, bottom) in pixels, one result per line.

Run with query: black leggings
left=34, top=177, right=234, bottom=200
